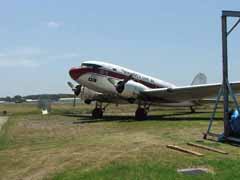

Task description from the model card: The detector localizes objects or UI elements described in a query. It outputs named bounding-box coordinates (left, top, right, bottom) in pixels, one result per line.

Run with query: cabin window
left=81, top=63, right=102, bottom=68
left=112, top=68, right=117, bottom=71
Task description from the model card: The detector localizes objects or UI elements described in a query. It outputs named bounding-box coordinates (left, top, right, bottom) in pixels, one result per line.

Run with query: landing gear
left=135, top=104, right=150, bottom=120
left=92, top=102, right=109, bottom=119
left=190, top=106, right=195, bottom=113
left=92, top=107, right=103, bottom=119
left=84, top=99, right=92, bottom=104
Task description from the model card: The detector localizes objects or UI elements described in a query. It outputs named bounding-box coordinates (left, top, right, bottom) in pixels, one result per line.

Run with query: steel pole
left=221, top=15, right=230, bottom=137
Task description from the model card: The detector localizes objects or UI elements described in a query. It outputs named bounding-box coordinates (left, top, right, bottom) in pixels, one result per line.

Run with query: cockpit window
left=81, top=63, right=102, bottom=68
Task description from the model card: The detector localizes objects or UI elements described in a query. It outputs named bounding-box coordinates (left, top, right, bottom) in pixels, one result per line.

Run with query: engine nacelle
left=119, top=80, right=149, bottom=98
left=80, top=87, right=101, bottom=102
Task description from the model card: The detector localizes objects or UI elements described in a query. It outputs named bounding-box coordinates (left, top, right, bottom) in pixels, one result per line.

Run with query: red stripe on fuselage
left=69, top=67, right=163, bottom=89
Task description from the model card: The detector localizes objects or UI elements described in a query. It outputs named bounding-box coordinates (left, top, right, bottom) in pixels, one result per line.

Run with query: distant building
left=57, top=98, right=81, bottom=104
left=25, top=99, right=39, bottom=103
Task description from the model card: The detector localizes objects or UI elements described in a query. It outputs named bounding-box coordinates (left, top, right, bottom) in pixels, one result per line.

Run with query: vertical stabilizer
left=191, top=73, right=207, bottom=85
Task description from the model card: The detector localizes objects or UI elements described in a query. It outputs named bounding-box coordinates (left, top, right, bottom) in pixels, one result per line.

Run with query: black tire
left=84, top=99, right=92, bottom=104
left=135, top=108, right=147, bottom=120
left=92, top=108, right=103, bottom=119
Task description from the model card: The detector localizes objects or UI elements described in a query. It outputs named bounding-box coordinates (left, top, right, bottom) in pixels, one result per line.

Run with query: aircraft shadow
left=62, top=111, right=223, bottom=124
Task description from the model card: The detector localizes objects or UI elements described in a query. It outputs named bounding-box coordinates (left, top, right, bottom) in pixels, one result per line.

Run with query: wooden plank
left=187, top=142, right=228, bottom=155
left=167, top=145, right=203, bottom=157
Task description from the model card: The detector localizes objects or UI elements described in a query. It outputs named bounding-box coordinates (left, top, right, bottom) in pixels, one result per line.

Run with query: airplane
left=68, top=61, right=240, bottom=120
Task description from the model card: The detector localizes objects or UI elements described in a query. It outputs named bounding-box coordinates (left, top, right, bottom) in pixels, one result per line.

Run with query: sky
left=0, top=0, right=240, bottom=97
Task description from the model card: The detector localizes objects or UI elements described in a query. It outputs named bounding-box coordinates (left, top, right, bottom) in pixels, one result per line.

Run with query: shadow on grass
left=61, top=111, right=223, bottom=124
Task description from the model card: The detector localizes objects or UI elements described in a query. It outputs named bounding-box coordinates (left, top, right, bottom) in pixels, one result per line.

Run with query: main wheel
left=92, top=108, right=103, bottom=119
left=135, top=108, right=147, bottom=120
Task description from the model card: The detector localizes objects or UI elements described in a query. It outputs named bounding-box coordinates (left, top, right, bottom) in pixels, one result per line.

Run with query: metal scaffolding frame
left=204, top=11, right=240, bottom=141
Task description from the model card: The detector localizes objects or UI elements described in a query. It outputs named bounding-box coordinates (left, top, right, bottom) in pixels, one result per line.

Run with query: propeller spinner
left=67, top=82, right=82, bottom=107
left=115, top=74, right=133, bottom=93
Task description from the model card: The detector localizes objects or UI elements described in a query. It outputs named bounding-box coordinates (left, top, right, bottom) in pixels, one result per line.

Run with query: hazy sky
left=0, top=0, right=240, bottom=96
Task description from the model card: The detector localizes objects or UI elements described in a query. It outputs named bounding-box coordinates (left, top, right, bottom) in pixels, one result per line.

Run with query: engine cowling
left=118, top=80, right=149, bottom=98
left=80, top=87, right=101, bottom=103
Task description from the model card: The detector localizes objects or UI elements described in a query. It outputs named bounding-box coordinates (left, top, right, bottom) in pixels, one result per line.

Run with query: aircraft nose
left=69, top=67, right=82, bottom=80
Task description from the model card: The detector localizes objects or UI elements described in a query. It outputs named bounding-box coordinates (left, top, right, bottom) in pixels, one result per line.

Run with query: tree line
left=0, top=94, right=74, bottom=103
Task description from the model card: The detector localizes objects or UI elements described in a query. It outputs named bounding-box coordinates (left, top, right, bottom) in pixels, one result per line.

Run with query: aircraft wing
left=91, top=93, right=128, bottom=104
left=141, top=81, right=240, bottom=102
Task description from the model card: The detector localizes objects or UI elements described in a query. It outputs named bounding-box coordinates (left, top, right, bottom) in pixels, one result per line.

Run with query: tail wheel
left=190, top=106, right=195, bottom=113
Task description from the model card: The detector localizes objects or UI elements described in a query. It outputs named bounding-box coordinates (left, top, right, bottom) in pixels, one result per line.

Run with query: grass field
left=0, top=103, right=239, bottom=180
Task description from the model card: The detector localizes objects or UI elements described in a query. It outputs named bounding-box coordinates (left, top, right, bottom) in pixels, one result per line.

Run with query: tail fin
left=191, top=73, right=207, bottom=85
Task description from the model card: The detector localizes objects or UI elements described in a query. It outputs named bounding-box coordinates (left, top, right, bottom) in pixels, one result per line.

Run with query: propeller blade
left=73, top=95, right=76, bottom=107
left=108, top=78, right=118, bottom=87
left=75, top=85, right=82, bottom=96
left=67, top=81, right=82, bottom=107
left=123, top=74, right=133, bottom=83
left=67, top=82, right=82, bottom=96
left=67, top=81, right=75, bottom=90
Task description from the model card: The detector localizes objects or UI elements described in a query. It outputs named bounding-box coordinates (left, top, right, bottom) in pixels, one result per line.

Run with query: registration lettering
left=88, top=75, right=97, bottom=82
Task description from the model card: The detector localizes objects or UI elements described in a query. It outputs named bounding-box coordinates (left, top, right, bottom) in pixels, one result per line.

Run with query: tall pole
left=221, top=14, right=230, bottom=137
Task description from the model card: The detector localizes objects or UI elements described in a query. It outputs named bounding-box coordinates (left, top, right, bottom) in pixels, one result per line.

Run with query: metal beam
left=206, top=86, right=223, bottom=136
left=206, top=10, right=240, bottom=140
left=222, top=11, right=240, bottom=17
left=227, top=18, right=240, bottom=36
left=221, top=15, right=230, bottom=137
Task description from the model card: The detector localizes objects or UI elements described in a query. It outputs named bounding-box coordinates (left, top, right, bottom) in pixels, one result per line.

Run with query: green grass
left=52, top=162, right=184, bottom=180
left=52, top=159, right=240, bottom=180
left=0, top=117, right=13, bottom=150
left=0, top=103, right=238, bottom=180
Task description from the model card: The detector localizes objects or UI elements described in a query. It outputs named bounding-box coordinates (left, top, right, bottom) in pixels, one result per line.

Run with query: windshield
left=81, top=63, right=102, bottom=68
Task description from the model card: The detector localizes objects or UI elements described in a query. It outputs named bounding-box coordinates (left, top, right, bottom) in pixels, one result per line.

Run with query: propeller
left=115, top=74, right=133, bottom=93
left=67, top=81, right=82, bottom=107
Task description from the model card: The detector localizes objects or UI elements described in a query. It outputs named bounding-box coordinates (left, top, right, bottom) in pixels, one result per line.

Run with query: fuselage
left=69, top=61, right=196, bottom=107
left=69, top=61, right=176, bottom=94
